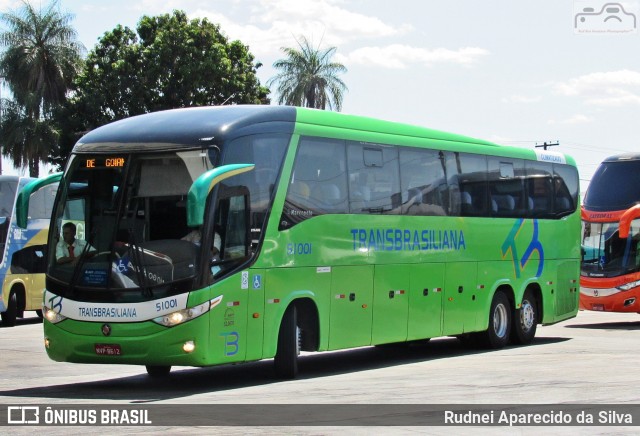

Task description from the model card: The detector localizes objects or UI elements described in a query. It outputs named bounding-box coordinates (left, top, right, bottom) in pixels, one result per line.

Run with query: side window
left=280, top=137, right=347, bottom=229
left=400, top=148, right=447, bottom=216
left=488, top=157, right=526, bottom=218
left=223, top=133, right=289, bottom=239
left=553, top=164, right=579, bottom=216
left=347, top=142, right=400, bottom=214
left=445, top=152, right=488, bottom=216
left=525, top=161, right=554, bottom=218
left=28, top=183, right=58, bottom=220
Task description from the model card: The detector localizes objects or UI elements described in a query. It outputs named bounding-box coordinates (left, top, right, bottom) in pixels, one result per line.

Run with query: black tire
left=145, top=365, right=171, bottom=378
left=510, top=289, right=538, bottom=345
left=274, top=305, right=299, bottom=379
left=479, top=291, right=511, bottom=349
left=1, top=292, right=17, bottom=327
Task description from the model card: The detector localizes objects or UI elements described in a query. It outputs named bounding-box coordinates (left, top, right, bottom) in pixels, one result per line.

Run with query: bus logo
left=220, top=331, right=239, bottom=356
left=501, top=219, right=545, bottom=279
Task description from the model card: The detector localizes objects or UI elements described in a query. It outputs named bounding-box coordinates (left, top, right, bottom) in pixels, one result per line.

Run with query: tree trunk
left=29, top=159, right=39, bottom=178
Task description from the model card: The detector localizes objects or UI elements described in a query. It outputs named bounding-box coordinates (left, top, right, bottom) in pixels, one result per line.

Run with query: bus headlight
left=617, top=280, right=640, bottom=291
left=43, top=306, right=66, bottom=324
left=153, top=299, right=213, bottom=327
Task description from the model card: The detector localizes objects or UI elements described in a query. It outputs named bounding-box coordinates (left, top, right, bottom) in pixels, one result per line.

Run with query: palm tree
left=268, top=36, right=347, bottom=111
left=0, top=0, right=84, bottom=176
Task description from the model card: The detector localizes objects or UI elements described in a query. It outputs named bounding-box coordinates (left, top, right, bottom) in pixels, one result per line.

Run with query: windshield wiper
left=126, top=226, right=153, bottom=298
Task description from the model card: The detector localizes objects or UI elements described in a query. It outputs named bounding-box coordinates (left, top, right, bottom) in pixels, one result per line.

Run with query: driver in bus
left=56, top=222, right=96, bottom=265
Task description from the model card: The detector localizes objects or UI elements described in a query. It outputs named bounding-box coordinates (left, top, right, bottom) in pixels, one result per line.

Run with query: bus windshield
left=48, top=149, right=217, bottom=299
left=581, top=219, right=640, bottom=277
left=584, top=160, right=640, bottom=211
left=47, top=132, right=289, bottom=302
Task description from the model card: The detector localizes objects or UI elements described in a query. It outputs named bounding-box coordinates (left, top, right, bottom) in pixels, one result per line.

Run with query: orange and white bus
left=580, top=153, right=640, bottom=313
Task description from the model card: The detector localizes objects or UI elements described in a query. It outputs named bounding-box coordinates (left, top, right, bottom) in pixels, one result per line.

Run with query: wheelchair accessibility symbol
left=253, top=274, right=262, bottom=289
left=116, top=257, right=129, bottom=273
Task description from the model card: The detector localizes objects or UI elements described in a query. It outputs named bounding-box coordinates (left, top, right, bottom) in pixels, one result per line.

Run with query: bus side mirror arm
left=619, top=204, right=640, bottom=239
left=16, top=172, right=63, bottom=229
left=186, top=164, right=255, bottom=227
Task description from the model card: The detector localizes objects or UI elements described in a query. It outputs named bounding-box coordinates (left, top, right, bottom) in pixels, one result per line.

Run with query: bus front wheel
left=511, top=289, right=538, bottom=345
left=146, top=365, right=171, bottom=378
left=274, top=305, right=300, bottom=379
left=1, top=291, right=17, bottom=327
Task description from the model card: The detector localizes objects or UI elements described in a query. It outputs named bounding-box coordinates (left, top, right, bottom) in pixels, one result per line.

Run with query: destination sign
left=84, top=157, right=126, bottom=168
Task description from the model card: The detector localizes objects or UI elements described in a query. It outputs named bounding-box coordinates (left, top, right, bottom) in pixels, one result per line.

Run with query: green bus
left=18, top=106, right=580, bottom=378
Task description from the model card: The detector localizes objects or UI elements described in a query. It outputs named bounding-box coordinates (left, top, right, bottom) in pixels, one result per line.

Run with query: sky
left=1, top=0, right=639, bottom=193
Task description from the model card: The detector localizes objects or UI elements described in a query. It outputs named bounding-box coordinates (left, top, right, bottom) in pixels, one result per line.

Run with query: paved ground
left=0, top=309, right=638, bottom=435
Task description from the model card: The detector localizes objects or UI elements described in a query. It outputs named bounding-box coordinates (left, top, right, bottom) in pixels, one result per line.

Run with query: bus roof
left=74, top=105, right=575, bottom=165
left=602, top=153, right=640, bottom=163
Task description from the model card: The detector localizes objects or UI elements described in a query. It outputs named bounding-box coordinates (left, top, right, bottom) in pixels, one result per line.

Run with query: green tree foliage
left=268, top=36, right=347, bottom=111
left=0, top=0, right=84, bottom=176
left=56, top=10, right=269, bottom=167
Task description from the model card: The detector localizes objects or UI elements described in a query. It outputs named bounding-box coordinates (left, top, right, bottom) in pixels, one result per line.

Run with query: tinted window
left=0, top=179, right=18, bottom=217
left=446, top=152, right=489, bottom=216
left=28, top=183, right=58, bottom=220
left=525, top=161, right=554, bottom=218
left=347, top=142, right=400, bottom=214
left=280, top=137, right=347, bottom=229
left=585, top=160, right=640, bottom=211
left=223, top=133, right=289, bottom=235
left=488, top=158, right=525, bottom=218
left=553, top=164, right=579, bottom=216
left=399, top=148, right=447, bottom=216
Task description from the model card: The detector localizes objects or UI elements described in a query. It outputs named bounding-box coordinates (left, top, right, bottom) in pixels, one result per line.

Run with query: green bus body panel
left=372, top=264, right=409, bottom=344
left=42, top=106, right=581, bottom=369
left=44, top=314, right=212, bottom=366
left=329, top=266, right=374, bottom=349
left=262, top=267, right=331, bottom=357
left=407, top=263, right=445, bottom=340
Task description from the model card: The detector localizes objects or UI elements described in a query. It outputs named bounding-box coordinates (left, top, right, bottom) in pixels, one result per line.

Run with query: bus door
left=443, top=262, right=478, bottom=335
left=372, top=264, right=409, bottom=344
left=329, top=265, right=373, bottom=349
left=407, top=263, right=445, bottom=340
left=206, top=185, right=253, bottom=363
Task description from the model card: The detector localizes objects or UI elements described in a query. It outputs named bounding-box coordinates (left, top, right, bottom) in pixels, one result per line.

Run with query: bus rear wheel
left=1, top=291, right=17, bottom=327
left=510, top=289, right=538, bottom=345
left=146, top=365, right=171, bottom=378
left=274, top=305, right=300, bottom=379
left=480, top=291, right=511, bottom=349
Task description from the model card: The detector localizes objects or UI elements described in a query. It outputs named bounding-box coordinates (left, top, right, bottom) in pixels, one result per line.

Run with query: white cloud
left=256, top=0, right=408, bottom=39
left=342, top=45, right=489, bottom=69
left=548, top=114, right=594, bottom=125
left=502, top=95, right=542, bottom=104
left=194, top=0, right=411, bottom=59
left=554, top=70, right=640, bottom=106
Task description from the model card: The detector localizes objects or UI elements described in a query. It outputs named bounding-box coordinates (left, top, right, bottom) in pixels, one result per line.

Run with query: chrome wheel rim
left=493, top=303, right=508, bottom=338
left=520, top=299, right=535, bottom=332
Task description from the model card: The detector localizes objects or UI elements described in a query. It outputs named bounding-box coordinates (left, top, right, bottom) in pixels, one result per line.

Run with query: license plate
left=592, top=304, right=605, bottom=311
left=95, top=344, right=122, bottom=356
